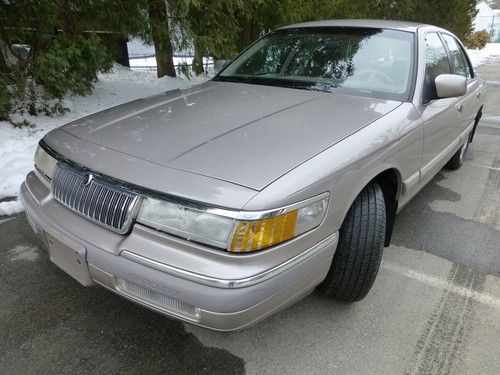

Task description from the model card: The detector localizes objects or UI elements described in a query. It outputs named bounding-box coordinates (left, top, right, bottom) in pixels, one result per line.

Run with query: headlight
left=137, top=194, right=329, bottom=252
left=34, top=145, right=58, bottom=179
left=138, top=199, right=236, bottom=248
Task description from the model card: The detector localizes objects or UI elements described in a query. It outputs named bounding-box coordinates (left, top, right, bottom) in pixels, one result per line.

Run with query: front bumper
left=21, top=171, right=338, bottom=331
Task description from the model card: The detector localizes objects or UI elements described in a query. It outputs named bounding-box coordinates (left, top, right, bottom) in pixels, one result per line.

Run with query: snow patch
left=467, top=43, right=500, bottom=67
left=0, top=200, right=24, bottom=216
left=0, top=216, right=14, bottom=225
left=8, top=245, right=39, bottom=262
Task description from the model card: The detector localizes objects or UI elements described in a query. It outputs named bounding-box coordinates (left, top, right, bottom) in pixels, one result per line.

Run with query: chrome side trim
left=403, top=170, right=421, bottom=194
left=420, top=122, right=475, bottom=178
left=121, top=232, right=338, bottom=289
left=205, top=192, right=330, bottom=221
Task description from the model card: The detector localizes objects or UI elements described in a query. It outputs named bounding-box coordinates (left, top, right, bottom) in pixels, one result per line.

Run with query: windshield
left=215, top=27, right=415, bottom=101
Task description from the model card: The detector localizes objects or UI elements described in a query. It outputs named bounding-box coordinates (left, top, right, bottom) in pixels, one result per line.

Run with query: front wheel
left=317, top=182, right=386, bottom=302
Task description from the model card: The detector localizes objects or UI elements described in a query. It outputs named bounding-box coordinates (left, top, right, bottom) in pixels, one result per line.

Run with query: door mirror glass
left=435, top=74, right=467, bottom=99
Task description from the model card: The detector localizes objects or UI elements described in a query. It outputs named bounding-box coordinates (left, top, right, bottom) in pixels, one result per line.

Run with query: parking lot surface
left=1, top=61, right=499, bottom=375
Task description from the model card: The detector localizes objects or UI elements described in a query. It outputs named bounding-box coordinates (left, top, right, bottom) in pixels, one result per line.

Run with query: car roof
left=279, top=19, right=430, bottom=33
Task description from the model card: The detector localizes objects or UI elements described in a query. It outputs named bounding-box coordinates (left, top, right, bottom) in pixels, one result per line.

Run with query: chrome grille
left=51, top=164, right=140, bottom=233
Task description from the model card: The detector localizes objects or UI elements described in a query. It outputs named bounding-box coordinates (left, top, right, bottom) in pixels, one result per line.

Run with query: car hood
left=60, top=81, right=402, bottom=190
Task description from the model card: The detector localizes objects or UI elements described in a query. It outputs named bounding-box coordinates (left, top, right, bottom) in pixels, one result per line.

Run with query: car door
left=440, top=33, right=482, bottom=135
left=419, top=32, right=463, bottom=180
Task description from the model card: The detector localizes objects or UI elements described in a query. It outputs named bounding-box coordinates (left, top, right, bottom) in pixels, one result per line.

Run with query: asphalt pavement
left=1, top=61, right=499, bottom=375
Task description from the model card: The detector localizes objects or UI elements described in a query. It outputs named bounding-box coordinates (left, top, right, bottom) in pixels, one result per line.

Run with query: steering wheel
left=352, top=69, right=395, bottom=86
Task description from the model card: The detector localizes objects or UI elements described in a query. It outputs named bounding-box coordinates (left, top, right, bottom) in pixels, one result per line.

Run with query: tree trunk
left=114, top=37, right=131, bottom=68
left=192, top=37, right=204, bottom=75
left=236, top=19, right=259, bottom=53
left=98, top=34, right=131, bottom=68
left=148, top=0, right=176, bottom=78
left=0, top=41, right=11, bottom=75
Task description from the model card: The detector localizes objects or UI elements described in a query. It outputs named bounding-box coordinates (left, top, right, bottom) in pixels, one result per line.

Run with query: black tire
left=445, top=140, right=468, bottom=170
left=317, top=182, right=386, bottom=302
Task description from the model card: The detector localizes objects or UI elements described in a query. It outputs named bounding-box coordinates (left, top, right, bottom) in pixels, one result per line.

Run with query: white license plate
left=46, top=232, right=94, bottom=286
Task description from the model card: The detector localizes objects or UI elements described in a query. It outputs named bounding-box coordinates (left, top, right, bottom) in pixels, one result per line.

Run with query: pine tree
left=181, top=0, right=240, bottom=74
left=147, top=0, right=176, bottom=78
left=412, top=0, right=478, bottom=40
left=0, top=0, right=147, bottom=120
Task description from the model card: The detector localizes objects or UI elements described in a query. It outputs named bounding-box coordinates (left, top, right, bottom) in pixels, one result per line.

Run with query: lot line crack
left=381, top=262, right=500, bottom=308
left=406, top=264, right=486, bottom=375
left=473, top=149, right=500, bottom=228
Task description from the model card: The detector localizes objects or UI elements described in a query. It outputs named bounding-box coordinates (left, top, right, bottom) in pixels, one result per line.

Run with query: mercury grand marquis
left=21, top=20, right=485, bottom=331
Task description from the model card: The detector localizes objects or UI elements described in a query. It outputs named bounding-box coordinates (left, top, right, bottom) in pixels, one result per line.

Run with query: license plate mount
left=46, top=232, right=94, bottom=286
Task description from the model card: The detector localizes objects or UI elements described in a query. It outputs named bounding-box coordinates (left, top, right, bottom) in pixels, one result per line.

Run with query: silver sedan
left=22, top=19, right=485, bottom=331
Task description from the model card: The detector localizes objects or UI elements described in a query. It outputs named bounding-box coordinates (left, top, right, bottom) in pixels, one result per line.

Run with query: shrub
left=1, top=0, right=128, bottom=122
left=465, top=30, right=491, bottom=49
left=34, top=34, right=113, bottom=99
left=0, top=33, right=114, bottom=122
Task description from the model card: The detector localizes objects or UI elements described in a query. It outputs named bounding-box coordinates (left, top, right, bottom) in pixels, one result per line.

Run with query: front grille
left=51, top=164, right=140, bottom=233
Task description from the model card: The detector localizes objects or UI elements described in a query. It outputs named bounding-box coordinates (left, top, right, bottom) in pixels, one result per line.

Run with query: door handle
left=476, top=91, right=481, bottom=99
left=457, top=104, right=464, bottom=113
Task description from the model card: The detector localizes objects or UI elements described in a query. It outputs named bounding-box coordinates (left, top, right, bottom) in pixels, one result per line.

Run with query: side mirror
left=214, top=59, right=231, bottom=73
left=435, top=74, right=467, bottom=99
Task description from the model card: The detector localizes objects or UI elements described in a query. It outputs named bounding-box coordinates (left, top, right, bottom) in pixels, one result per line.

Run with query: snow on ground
left=129, top=56, right=215, bottom=74
left=467, top=43, right=500, bottom=67
left=0, top=64, right=205, bottom=216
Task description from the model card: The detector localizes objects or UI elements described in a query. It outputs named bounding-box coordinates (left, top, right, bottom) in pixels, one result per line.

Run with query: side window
left=424, top=33, right=451, bottom=101
left=441, top=34, right=470, bottom=78
left=461, top=49, right=474, bottom=79
left=458, top=41, right=474, bottom=79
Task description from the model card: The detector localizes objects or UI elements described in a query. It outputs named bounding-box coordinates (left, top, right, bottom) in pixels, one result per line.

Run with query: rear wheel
left=318, top=182, right=386, bottom=302
left=445, top=140, right=468, bottom=170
